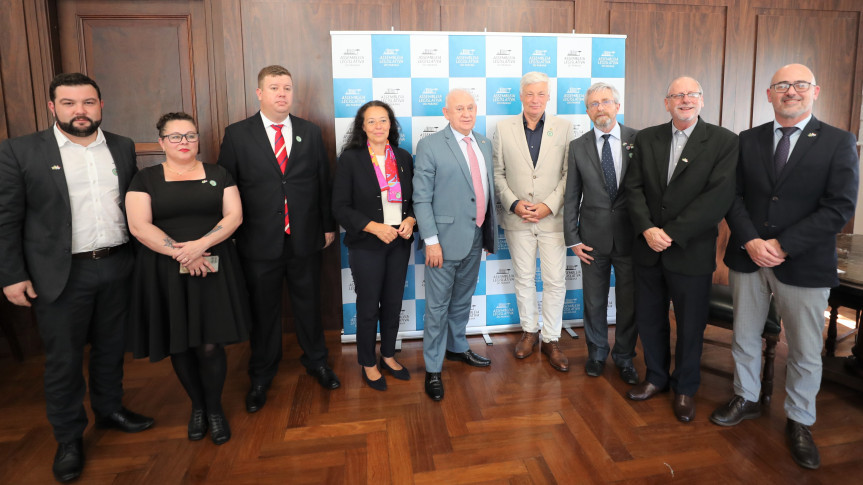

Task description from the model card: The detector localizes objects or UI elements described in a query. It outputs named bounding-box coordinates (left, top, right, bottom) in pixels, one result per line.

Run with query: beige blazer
left=492, top=113, right=574, bottom=232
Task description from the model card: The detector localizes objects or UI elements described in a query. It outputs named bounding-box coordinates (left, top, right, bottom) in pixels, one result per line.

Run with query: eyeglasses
left=587, top=99, right=618, bottom=109
left=770, top=81, right=813, bottom=93
left=665, top=92, right=702, bottom=100
left=160, top=132, right=199, bottom=143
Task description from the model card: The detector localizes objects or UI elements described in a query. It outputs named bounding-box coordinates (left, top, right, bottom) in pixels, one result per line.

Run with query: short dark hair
left=342, top=100, right=401, bottom=152
left=156, top=112, right=197, bottom=135
left=49, top=73, right=101, bottom=102
left=257, top=65, right=292, bottom=88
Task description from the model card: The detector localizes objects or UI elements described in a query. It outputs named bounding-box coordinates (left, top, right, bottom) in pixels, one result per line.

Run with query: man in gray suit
left=563, top=82, right=639, bottom=384
left=413, top=89, right=498, bottom=401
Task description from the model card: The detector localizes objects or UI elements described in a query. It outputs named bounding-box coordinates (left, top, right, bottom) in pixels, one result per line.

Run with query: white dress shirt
left=593, top=123, right=623, bottom=187
left=260, top=112, right=293, bottom=158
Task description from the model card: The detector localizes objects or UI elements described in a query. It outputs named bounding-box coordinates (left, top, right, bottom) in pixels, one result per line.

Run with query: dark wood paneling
left=610, top=2, right=728, bottom=129
left=0, top=0, right=39, bottom=139
left=440, top=0, right=575, bottom=32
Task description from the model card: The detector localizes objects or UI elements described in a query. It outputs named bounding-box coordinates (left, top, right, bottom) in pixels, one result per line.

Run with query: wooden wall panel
left=751, top=8, right=859, bottom=130
left=439, top=1, right=575, bottom=32
left=0, top=0, right=39, bottom=139
left=609, top=2, right=728, bottom=129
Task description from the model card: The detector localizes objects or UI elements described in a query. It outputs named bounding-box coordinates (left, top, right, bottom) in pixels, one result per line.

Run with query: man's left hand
left=324, top=232, right=336, bottom=248
left=521, top=202, right=551, bottom=223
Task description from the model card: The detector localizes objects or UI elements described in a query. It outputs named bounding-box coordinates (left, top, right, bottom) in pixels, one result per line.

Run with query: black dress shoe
left=362, top=366, right=387, bottom=391
left=710, top=395, right=761, bottom=427
left=307, top=366, right=341, bottom=389
left=246, top=384, right=269, bottom=413
left=380, top=358, right=411, bottom=380
left=94, top=407, right=154, bottom=433
left=617, top=365, right=639, bottom=385
left=188, top=408, right=207, bottom=441
left=786, top=419, right=820, bottom=469
left=425, top=372, right=444, bottom=401
left=52, top=438, right=84, bottom=483
left=626, top=380, right=668, bottom=401
left=673, top=393, right=695, bottom=423
left=585, top=359, right=605, bottom=377
left=208, top=413, right=231, bottom=445
left=445, top=350, right=491, bottom=367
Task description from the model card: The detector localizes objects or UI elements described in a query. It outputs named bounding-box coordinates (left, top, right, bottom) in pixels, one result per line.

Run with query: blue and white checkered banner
left=331, top=31, right=626, bottom=342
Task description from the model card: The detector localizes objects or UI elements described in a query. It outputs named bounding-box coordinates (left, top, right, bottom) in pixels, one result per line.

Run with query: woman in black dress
left=125, top=112, right=250, bottom=444
left=332, top=100, right=414, bottom=391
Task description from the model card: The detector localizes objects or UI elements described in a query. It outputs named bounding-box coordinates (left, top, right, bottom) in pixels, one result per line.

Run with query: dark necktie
left=600, top=134, right=617, bottom=201
left=774, top=126, right=797, bottom=175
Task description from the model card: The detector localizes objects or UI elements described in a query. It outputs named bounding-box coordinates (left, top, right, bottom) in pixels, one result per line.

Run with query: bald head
left=767, top=63, right=820, bottom=126
left=443, top=89, right=477, bottom=136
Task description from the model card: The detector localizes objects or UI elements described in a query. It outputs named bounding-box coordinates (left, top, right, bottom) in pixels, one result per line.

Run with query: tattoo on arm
left=162, top=237, right=177, bottom=248
left=204, top=225, right=223, bottom=237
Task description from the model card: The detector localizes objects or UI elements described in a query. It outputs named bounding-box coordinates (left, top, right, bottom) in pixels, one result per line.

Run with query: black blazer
left=0, top=128, right=137, bottom=303
left=624, top=117, right=738, bottom=276
left=724, top=117, right=858, bottom=288
left=332, top=146, right=414, bottom=249
left=218, top=112, right=335, bottom=260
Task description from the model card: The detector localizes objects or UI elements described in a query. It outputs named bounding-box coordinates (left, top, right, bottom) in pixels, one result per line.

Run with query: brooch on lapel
left=681, top=158, right=689, bottom=164
left=546, top=129, right=553, bottom=137
left=296, top=135, right=302, bottom=143
left=624, top=143, right=635, bottom=158
left=112, top=168, right=117, bottom=176
left=807, top=132, right=817, bottom=137
left=51, top=165, right=62, bottom=171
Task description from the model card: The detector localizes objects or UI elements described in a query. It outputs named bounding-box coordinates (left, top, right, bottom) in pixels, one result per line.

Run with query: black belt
left=72, top=244, right=125, bottom=260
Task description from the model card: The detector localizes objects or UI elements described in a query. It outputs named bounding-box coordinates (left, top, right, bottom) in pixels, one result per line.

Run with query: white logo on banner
left=598, top=50, right=619, bottom=68
left=486, top=36, right=522, bottom=77
left=379, top=48, right=405, bottom=67
left=493, top=86, right=516, bottom=103
left=331, top=35, right=372, bottom=78
left=410, top=35, right=449, bottom=78
left=373, top=78, right=412, bottom=117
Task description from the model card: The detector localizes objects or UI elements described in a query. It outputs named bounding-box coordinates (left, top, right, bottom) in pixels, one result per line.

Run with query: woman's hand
left=397, top=217, right=415, bottom=240
left=172, top=239, right=210, bottom=266
left=183, top=255, right=216, bottom=277
left=365, top=221, right=398, bottom=244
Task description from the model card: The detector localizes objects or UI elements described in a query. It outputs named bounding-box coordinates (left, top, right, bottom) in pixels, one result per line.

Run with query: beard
left=593, top=114, right=614, bottom=130
left=56, top=116, right=102, bottom=137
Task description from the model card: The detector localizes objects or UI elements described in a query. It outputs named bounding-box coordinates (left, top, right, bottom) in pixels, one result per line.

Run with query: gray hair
left=585, top=82, right=620, bottom=104
left=520, top=71, right=550, bottom=95
left=666, top=76, right=703, bottom=96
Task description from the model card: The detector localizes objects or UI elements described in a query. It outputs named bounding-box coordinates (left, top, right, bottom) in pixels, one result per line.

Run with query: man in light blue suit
left=413, top=89, right=498, bottom=401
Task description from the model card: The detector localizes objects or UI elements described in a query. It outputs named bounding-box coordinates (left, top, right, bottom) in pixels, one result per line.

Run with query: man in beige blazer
left=493, top=71, right=574, bottom=371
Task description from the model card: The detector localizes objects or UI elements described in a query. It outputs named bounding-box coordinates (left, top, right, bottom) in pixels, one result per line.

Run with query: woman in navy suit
left=332, top=101, right=415, bottom=390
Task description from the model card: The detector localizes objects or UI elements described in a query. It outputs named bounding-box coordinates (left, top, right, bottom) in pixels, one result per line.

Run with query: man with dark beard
left=0, top=73, right=153, bottom=483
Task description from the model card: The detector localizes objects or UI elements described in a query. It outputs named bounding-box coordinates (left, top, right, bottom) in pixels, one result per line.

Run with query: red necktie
left=271, top=124, right=290, bottom=234
left=464, top=136, right=485, bottom=227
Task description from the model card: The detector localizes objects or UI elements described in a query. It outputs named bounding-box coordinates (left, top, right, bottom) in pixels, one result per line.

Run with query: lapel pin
left=681, top=158, right=689, bottom=163
left=296, top=135, right=302, bottom=142
left=112, top=168, right=118, bottom=176
left=546, top=130, right=553, bottom=137
left=51, top=165, right=61, bottom=171
left=807, top=132, right=816, bottom=137
left=210, top=180, right=217, bottom=186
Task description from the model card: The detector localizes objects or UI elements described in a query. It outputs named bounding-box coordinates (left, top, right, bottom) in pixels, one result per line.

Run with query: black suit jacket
left=624, top=117, right=738, bottom=276
left=332, top=146, right=414, bottom=249
left=0, top=128, right=137, bottom=303
left=724, top=117, right=858, bottom=287
left=564, top=124, right=638, bottom=254
left=218, top=112, right=335, bottom=260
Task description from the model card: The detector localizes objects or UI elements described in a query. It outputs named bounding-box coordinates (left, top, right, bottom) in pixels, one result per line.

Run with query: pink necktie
left=271, top=124, right=290, bottom=234
left=464, top=136, right=485, bottom=227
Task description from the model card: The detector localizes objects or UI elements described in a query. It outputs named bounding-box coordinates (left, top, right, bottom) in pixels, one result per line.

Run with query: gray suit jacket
left=413, top=125, right=498, bottom=260
left=564, top=124, right=638, bottom=254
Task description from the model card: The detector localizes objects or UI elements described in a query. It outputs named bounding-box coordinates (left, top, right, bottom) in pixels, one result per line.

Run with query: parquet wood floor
left=0, top=320, right=861, bottom=484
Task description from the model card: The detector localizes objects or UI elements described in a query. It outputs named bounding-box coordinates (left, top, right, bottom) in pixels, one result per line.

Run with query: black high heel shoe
left=188, top=408, right=207, bottom=441
left=380, top=358, right=411, bottom=381
left=361, top=366, right=387, bottom=391
left=208, top=413, right=231, bottom=445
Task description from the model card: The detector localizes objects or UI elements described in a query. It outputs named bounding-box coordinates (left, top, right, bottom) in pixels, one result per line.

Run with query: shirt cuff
left=424, top=235, right=440, bottom=246
left=510, top=200, right=519, bottom=212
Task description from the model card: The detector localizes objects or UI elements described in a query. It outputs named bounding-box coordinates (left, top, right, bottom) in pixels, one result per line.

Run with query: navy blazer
left=332, top=146, right=414, bottom=249
left=624, top=117, right=738, bottom=276
left=218, top=112, right=335, bottom=260
left=0, top=128, right=137, bottom=303
left=724, top=117, right=858, bottom=288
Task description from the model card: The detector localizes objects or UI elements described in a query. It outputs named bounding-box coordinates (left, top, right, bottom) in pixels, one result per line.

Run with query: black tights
left=171, top=344, right=226, bottom=414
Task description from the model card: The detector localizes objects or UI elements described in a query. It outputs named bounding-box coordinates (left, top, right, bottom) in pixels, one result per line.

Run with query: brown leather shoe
left=673, top=393, right=695, bottom=423
left=626, top=380, right=668, bottom=401
left=540, top=341, right=569, bottom=372
left=514, top=331, right=539, bottom=359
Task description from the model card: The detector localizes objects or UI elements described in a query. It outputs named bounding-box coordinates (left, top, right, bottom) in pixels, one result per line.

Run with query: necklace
left=163, top=161, right=199, bottom=175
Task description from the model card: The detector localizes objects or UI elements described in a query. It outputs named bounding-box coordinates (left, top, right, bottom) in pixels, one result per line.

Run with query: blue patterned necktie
left=774, top=126, right=797, bottom=175
left=600, top=134, right=617, bottom=200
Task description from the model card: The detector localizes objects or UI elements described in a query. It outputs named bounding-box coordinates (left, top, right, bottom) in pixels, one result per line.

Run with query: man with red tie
left=218, top=65, right=339, bottom=414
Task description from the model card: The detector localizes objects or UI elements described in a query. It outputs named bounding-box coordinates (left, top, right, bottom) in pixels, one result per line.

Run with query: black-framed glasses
left=665, top=92, right=702, bottom=100
left=160, top=132, right=199, bottom=143
left=770, top=81, right=813, bottom=93
left=587, top=99, right=618, bottom=109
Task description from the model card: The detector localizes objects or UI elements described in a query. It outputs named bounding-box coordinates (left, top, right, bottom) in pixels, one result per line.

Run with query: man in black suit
left=218, top=65, right=339, bottom=412
left=623, top=76, right=737, bottom=423
left=563, top=82, right=639, bottom=384
left=710, top=64, right=858, bottom=470
left=0, top=73, right=153, bottom=483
